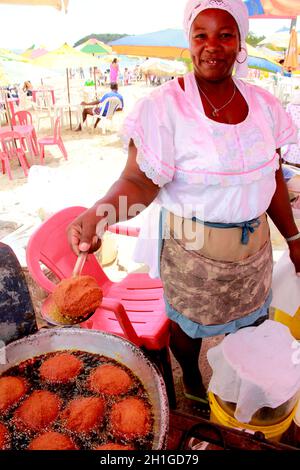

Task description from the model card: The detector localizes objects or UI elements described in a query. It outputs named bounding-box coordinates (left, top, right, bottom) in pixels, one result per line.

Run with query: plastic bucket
left=274, top=308, right=300, bottom=340
left=209, top=392, right=296, bottom=442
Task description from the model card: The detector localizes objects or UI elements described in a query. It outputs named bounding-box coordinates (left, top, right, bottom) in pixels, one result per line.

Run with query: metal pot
left=0, top=328, right=169, bottom=450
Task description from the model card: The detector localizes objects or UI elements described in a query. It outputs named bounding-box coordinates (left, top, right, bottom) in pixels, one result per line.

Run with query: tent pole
left=66, top=67, right=72, bottom=130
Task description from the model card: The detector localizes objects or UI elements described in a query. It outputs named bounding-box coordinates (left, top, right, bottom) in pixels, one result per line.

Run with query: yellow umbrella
left=33, top=43, right=103, bottom=69
left=0, top=0, right=68, bottom=11
left=33, top=44, right=104, bottom=129
left=0, top=48, right=30, bottom=62
left=284, top=28, right=299, bottom=70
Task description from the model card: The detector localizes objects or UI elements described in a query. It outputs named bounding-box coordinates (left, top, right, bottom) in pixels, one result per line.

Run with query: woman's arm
left=67, top=140, right=160, bottom=255
left=267, top=151, right=300, bottom=274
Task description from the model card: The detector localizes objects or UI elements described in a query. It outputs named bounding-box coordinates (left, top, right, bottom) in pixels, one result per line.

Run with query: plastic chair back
left=53, top=116, right=61, bottom=141
left=100, top=96, right=122, bottom=120
left=14, top=110, right=33, bottom=126
left=26, top=206, right=111, bottom=294
left=0, top=130, right=22, bottom=156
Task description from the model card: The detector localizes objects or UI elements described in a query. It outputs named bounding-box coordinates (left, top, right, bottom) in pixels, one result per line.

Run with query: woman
left=68, top=0, right=300, bottom=403
left=110, top=58, right=119, bottom=85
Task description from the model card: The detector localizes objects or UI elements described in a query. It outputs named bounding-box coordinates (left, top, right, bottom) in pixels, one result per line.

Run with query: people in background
left=75, top=82, right=124, bottom=131
left=110, top=58, right=119, bottom=84
left=22, top=80, right=33, bottom=97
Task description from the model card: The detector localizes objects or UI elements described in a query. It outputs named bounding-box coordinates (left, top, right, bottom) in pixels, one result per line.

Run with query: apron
left=159, top=209, right=273, bottom=327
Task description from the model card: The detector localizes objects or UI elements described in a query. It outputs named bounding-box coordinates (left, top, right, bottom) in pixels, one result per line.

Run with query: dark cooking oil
left=0, top=351, right=154, bottom=450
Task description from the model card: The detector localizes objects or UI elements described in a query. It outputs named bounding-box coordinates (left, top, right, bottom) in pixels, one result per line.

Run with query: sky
left=0, top=0, right=297, bottom=51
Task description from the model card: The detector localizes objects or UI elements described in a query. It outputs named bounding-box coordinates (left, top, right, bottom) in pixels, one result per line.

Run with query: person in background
left=68, top=0, right=300, bottom=403
left=124, top=68, right=130, bottom=86
left=110, top=58, right=119, bottom=84
left=22, top=80, right=33, bottom=97
left=75, top=82, right=124, bottom=131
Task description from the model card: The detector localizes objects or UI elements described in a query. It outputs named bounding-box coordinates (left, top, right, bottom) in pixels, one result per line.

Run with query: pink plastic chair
left=0, top=131, right=30, bottom=180
left=14, top=110, right=33, bottom=125
left=26, top=206, right=176, bottom=407
left=37, top=117, right=68, bottom=164
left=13, top=110, right=37, bottom=155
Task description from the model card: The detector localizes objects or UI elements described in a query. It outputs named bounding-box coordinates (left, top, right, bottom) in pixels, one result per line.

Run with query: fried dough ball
left=0, top=423, right=9, bottom=450
left=95, top=442, right=134, bottom=450
left=110, top=397, right=152, bottom=439
left=40, top=353, right=82, bottom=383
left=88, top=364, right=133, bottom=395
left=61, top=397, right=105, bottom=434
left=14, top=390, right=61, bottom=432
left=52, top=275, right=103, bottom=320
left=28, top=431, right=77, bottom=450
left=0, top=376, right=27, bottom=412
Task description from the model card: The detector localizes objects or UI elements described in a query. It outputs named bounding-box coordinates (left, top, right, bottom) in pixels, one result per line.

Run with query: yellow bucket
left=274, top=308, right=300, bottom=340
left=209, top=392, right=296, bottom=442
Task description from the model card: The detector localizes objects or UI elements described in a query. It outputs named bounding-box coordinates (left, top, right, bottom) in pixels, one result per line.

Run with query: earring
left=236, top=47, right=248, bottom=64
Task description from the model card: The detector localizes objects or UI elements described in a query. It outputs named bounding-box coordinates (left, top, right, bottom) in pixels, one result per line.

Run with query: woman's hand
left=288, top=238, right=300, bottom=277
left=67, top=206, right=103, bottom=256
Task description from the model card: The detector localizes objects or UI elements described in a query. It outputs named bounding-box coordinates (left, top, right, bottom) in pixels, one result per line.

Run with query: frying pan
left=0, top=328, right=169, bottom=449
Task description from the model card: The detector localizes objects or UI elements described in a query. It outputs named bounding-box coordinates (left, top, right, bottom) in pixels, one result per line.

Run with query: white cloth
left=122, top=73, right=297, bottom=277
left=183, top=0, right=249, bottom=77
left=271, top=250, right=300, bottom=316
left=207, top=320, right=300, bottom=423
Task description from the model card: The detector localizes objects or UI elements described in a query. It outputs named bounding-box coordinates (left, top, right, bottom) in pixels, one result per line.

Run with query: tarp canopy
left=244, top=0, right=300, bottom=18
left=0, top=0, right=68, bottom=11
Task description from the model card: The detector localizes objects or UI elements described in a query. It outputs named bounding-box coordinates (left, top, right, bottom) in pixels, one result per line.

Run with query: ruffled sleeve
left=122, top=95, right=175, bottom=187
left=271, top=96, right=297, bottom=149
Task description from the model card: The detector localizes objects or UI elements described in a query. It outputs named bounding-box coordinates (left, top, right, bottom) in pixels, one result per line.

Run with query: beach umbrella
left=22, top=46, right=48, bottom=60
left=0, top=48, right=29, bottom=62
left=139, top=58, right=187, bottom=77
left=79, top=38, right=112, bottom=56
left=0, top=0, right=68, bottom=11
left=258, top=31, right=300, bottom=52
left=283, top=28, right=299, bottom=70
left=110, top=29, right=190, bottom=60
left=245, top=0, right=300, bottom=18
left=33, top=43, right=105, bottom=128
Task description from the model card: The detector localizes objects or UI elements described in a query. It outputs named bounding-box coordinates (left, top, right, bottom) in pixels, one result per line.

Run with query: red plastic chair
left=26, top=206, right=176, bottom=407
left=37, top=117, right=68, bottom=164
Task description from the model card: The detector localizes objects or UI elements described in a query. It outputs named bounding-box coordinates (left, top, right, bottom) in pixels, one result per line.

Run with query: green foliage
left=74, top=34, right=128, bottom=47
left=246, top=31, right=266, bottom=47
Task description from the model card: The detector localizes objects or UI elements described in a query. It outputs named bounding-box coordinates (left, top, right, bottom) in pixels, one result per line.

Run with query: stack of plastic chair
left=26, top=206, right=176, bottom=408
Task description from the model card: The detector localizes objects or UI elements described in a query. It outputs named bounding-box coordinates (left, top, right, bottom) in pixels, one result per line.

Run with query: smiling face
left=189, top=9, right=240, bottom=83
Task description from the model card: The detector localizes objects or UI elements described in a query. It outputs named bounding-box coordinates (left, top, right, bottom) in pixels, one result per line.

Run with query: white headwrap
left=183, top=0, right=249, bottom=77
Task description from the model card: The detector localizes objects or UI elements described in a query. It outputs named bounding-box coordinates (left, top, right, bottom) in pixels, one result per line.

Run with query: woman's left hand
left=288, top=239, right=300, bottom=277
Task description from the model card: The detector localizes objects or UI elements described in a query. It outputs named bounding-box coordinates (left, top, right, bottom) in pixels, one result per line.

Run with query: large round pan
left=0, top=328, right=169, bottom=450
